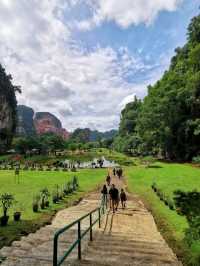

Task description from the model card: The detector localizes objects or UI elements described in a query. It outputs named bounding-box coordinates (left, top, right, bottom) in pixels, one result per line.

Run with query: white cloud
left=75, top=0, right=183, bottom=30
left=119, top=94, right=136, bottom=110
left=0, top=0, right=170, bottom=131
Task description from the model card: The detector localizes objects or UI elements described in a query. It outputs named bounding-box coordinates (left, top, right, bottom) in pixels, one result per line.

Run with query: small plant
left=0, top=193, right=15, bottom=226
left=72, top=176, right=79, bottom=191
left=52, top=185, right=59, bottom=203
left=32, top=194, right=40, bottom=212
left=67, top=181, right=73, bottom=193
left=168, top=199, right=175, bottom=210
left=52, top=191, right=58, bottom=203
left=192, top=156, right=200, bottom=164
left=63, top=183, right=68, bottom=195
left=13, top=201, right=24, bottom=221
left=151, top=182, right=157, bottom=192
left=40, top=188, right=50, bottom=209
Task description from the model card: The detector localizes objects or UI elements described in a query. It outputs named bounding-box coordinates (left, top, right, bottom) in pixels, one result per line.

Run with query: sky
left=0, top=0, right=199, bottom=132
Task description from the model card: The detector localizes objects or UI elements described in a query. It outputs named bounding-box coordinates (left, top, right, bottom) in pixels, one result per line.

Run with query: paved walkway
left=0, top=174, right=182, bottom=266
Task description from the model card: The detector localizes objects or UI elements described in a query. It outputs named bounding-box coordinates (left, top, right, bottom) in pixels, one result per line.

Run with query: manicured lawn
left=0, top=168, right=106, bottom=247
left=126, top=162, right=200, bottom=261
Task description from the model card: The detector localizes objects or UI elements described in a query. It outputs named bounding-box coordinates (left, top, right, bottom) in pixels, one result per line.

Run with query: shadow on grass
left=148, top=165, right=163, bottom=169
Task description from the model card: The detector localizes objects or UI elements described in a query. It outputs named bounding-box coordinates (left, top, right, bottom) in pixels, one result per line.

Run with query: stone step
left=84, top=245, right=176, bottom=261
left=92, top=235, right=168, bottom=248
left=87, top=241, right=174, bottom=257
left=73, top=259, right=182, bottom=266
left=93, top=232, right=165, bottom=244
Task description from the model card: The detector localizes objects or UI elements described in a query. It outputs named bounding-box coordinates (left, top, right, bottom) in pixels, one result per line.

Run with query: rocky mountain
left=34, top=112, right=70, bottom=140
left=16, top=106, right=70, bottom=140
left=0, top=64, right=18, bottom=151
left=16, top=105, right=35, bottom=136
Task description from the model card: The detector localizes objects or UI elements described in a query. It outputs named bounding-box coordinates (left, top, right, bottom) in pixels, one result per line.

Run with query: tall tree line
left=114, top=13, right=200, bottom=161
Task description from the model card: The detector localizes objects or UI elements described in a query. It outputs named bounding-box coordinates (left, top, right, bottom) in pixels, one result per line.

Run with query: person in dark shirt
left=101, top=184, right=108, bottom=208
left=106, top=174, right=111, bottom=186
left=109, top=184, right=119, bottom=213
left=120, top=188, right=127, bottom=209
left=113, top=168, right=116, bottom=176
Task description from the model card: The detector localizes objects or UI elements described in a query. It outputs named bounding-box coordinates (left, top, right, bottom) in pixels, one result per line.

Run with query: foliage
left=70, top=128, right=117, bottom=144
left=13, top=133, right=65, bottom=154
left=0, top=193, right=14, bottom=217
left=187, top=241, right=200, bottom=266
left=192, top=156, right=200, bottom=164
left=174, top=190, right=200, bottom=265
left=174, top=190, right=200, bottom=221
left=113, top=97, right=142, bottom=154
left=114, top=13, right=200, bottom=161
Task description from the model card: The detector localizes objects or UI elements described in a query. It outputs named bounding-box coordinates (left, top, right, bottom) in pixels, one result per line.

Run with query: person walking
left=113, top=168, right=116, bottom=176
left=101, top=184, right=108, bottom=208
left=117, top=168, right=123, bottom=179
left=109, top=184, right=119, bottom=213
left=120, top=188, right=127, bottom=209
left=106, top=174, right=111, bottom=186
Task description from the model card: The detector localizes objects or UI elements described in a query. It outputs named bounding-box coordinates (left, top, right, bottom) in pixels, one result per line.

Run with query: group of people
left=113, top=167, right=123, bottom=179
left=101, top=170, right=127, bottom=213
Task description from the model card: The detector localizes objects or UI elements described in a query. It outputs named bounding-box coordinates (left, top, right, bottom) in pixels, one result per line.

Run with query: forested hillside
left=70, top=128, right=117, bottom=143
left=0, top=64, right=19, bottom=152
left=114, top=14, right=200, bottom=161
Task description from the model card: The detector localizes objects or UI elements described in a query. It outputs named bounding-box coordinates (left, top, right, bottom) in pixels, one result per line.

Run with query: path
left=0, top=174, right=182, bottom=266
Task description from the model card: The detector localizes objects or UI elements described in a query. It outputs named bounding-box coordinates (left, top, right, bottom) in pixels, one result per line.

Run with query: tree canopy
left=114, top=13, right=200, bottom=161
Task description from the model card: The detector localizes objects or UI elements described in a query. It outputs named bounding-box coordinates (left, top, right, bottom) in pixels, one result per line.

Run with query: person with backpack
left=113, top=168, right=116, bottom=176
left=109, top=184, right=119, bottom=213
left=106, top=174, right=111, bottom=186
left=120, top=188, right=127, bottom=209
left=101, top=184, right=108, bottom=207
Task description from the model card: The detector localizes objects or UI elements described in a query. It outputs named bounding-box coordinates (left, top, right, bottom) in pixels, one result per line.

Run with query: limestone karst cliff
left=0, top=64, right=17, bottom=151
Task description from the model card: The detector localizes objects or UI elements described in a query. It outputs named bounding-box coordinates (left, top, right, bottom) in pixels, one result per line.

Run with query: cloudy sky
left=0, top=0, right=199, bottom=131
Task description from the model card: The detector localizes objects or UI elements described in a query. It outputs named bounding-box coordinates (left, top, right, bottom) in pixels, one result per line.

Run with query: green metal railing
left=53, top=197, right=107, bottom=266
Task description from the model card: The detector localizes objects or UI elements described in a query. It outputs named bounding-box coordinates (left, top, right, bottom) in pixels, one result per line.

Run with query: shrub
left=151, top=182, right=157, bottom=192
left=192, top=156, right=200, bottom=164
left=174, top=190, right=200, bottom=221
left=40, top=188, right=50, bottom=209
left=32, top=194, right=40, bottom=212
left=72, top=176, right=79, bottom=191
left=187, top=241, right=200, bottom=266
left=0, top=193, right=15, bottom=217
left=168, top=199, right=175, bottom=210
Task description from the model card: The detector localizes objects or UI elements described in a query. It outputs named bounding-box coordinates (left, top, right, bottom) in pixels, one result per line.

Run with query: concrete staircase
left=0, top=195, right=101, bottom=266
left=0, top=180, right=182, bottom=266
left=74, top=208, right=182, bottom=266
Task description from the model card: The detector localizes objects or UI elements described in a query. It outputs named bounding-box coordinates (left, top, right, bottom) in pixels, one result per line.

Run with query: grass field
left=0, top=168, right=106, bottom=247
left=1, top=149, right=200, bottom=264
left=126, top=162, right=200, bottom=262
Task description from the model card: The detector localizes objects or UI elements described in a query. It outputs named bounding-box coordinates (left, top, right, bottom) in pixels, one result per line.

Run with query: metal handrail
left=53, top=197, right=107, bottom=266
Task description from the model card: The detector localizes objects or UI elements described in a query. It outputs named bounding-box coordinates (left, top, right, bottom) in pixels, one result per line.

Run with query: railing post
left=53, top=235, right=58, bottom=266
left=90, top=213, right=93, bottom=241
left=98, top=208, right=101, bottom=228
left=78, top=221, right=81, bottom=260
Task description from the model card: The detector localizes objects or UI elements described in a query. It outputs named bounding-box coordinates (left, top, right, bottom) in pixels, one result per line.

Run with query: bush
left=32, top=194, right=40, bottom=212
left=192, top=156, right=200, bottom=164
left=151, top=182, right=157, bottom=191
left=0, top=193, right=15, bottom=217
left=186, top=241, right=200, bottom=266
left=174, top=190, right=200, bottom=221
left=168, top=199, right=175, bottom=210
